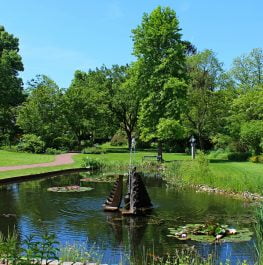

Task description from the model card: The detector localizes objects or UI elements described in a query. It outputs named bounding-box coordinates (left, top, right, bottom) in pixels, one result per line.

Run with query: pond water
left=0, top=172, right=257, bottom=264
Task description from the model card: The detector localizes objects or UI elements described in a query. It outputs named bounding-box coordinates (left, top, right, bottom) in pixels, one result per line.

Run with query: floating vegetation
left=167, top=223, right=253, bottom=243
left=47, top=186, right=94, bottom=192
left=80, top=176, right=116, bottom=183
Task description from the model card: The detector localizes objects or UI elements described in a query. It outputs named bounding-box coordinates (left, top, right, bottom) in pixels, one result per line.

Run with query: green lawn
left=0, top=150, right=262, bottom=196
left=0, top=150, right=188, bottom=180
left=0, top=150, right=55, bottom=166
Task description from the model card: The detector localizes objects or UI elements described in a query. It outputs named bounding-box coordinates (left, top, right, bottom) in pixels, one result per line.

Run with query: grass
left=0, top=150, right=55, bottom=166
left=0, top=150, right=187, bottom=180
left=0, top=149, right=262, bottom=196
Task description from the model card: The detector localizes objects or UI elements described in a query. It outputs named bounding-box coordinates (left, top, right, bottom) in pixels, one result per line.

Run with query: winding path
left=0, top=153, right=77, bottom=172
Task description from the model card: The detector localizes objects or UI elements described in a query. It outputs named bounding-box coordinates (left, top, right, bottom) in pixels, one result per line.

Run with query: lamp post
left=190, top=136, right=196, bottom=159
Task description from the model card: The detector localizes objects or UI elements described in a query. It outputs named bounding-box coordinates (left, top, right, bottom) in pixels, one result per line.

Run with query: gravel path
left=0, top=153, right=78, bottom=172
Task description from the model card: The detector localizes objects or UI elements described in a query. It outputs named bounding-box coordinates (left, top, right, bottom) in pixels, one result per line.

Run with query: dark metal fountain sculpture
left=103, top=175, right=123, bottom=211
left=103, top=138, right=153, bottom=215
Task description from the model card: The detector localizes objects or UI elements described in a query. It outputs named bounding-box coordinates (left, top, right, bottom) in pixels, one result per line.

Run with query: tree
left=17, top=75, right=65, bottom=148
left=0, top=26, right=24, bottom=144
left=106, top=64, right=141, bottom=149
left=231, top=48, right=263, bottom=90
left=132, top=6, right=188, bottom=159
left=183, top=50, right=226, bottom=149
left=240, top=120, right=263, bottom=155
left=63, top=69, right=110, bottom=148
left=227, top=87, right=263, bottom=152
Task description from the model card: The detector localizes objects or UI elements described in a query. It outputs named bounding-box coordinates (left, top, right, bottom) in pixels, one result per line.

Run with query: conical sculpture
left=103, top=175, right=123, bottom=211
left=122, top=167, right=153, bottom=215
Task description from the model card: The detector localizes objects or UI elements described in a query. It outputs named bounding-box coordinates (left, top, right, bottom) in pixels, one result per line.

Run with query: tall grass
left=165, top=152, right=263, bottom=195
left=255, top=205, right=263, bottom=265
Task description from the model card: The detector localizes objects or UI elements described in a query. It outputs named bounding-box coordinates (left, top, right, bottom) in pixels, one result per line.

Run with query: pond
left=0, top=172, right=257, bottom=264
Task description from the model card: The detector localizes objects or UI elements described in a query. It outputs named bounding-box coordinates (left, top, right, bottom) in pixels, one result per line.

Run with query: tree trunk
left=198, top=133, right=204, bottom=150
left=125, top=129, right=132, bottom=151
left=157, top=140, right=163, bottom=162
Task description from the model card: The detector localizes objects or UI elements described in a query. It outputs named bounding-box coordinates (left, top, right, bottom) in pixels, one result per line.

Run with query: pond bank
left=194, top=184, right=263, bottom=202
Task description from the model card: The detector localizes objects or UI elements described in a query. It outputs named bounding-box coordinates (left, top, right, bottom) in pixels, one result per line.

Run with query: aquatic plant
left=167, top=223, right=253, bottom=243
left=47, top=186, right=93, bottom=192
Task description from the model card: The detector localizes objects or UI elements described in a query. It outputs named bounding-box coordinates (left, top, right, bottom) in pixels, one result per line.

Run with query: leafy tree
left=183, top=49, right=226, bottom=149
left=231, top=48, right=263, bottom=90
left=227, top=87, right=263, bottom=151
left=17, top=75, right=65, bottom=148
left=63, top=69, right=110, bottom=148
left=106, top=64, right=141, bottom=149
left=132, top=6, right=188, bottom=159
left=240, top=120, right=263, bottom=155
left=0, top=26, right=24, bottom=144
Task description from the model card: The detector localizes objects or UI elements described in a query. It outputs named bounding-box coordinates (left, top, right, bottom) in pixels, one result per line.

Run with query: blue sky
left=2, top=0, right=263, bottom=88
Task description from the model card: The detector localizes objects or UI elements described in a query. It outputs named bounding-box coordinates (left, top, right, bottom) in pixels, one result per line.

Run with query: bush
left=110, top=131, right=127, bottom=146
left=0, top=145, right=18, bottom=152
left=227, top=152, right=251, bottom=161
left=250, top=155, right=263, bottom=163
left=17, top=134, right=45, bottom=153
left=207, top=149, right=229, bottom=160
left=81, top=157, right=106, bottom=170
left=45, top=148, right=65, bottom=155
left=81, top=147, right=106, bottom=154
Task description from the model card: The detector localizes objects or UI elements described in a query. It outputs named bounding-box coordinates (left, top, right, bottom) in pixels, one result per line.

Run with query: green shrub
left=110, top=131, right=127, bottom=146
left=207, top=149, right=229, bottom=160
left=227, top=152, right=251, bottom=161
left=81, top=157, right=106, bottom=170
left=81, top=147, right=105, bottom=154
left=17, top=134, right=45, bottom=153
left=0, top=145, right=18, bottom=152
left=250, top=155, right=263, bottom=163
left=45, top=148, right=64, bottom=155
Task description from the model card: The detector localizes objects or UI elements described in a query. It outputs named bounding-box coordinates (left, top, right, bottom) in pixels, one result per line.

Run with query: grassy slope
left=0, top=150, right=55, bottom=166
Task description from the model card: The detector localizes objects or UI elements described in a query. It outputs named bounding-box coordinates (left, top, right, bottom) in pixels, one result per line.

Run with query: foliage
left=156, top=119, right=185, bottom=142
left=81, top=146, right=105, bottom=154
left=60, top=242, right=102, bottom=263
left=47, top=186, right=93, bottom=192
left=63, top=69, right=111, bottom=148
left=207, top=149, right=229, bottom=160
left=230, top=48, right=263, bottom=89
left=240, top=120, right=263, bottom=155
left=167, top=223, right=253, bottom=243
left=255, top=204, right=263, bottom=264
left=45, top=148, right=64, bottom=155
left=16, top=134, right=45, bottom=154
left=0, top=26, right=24, bottom=145
left=17, top=75, right=65, bottom=149
left=110, top=130, right=127, bottom=146
left=250, top=155, right=263, bottom=163
left=183, top=50, right=227, bottom=150
left=132, top=6, right=188, bottom=157
left=81, top=156, right=106, bottom=170
left=0, top=230, right=59, bottom=265
left=227, top=152, right=251, bottom=162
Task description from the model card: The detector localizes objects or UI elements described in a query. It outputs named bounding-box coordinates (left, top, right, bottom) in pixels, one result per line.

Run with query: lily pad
left=47, top=186, right=94, bottom=192
left=167, top=224, right=253, bottom=243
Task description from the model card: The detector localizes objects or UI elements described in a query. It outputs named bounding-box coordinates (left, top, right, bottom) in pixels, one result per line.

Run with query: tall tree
left=63, top=69, right=110, bottom=148
left=17, top=75, right=64, bottom=148
left=231, top=48, right=263, bottom=90
left=183, top=50, right=225, bottom=149
left=132, top=6, right=187, bottom=159
left=106, top=64, right=141, bottom=149
left=0, top=26, right=24, bottom=144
